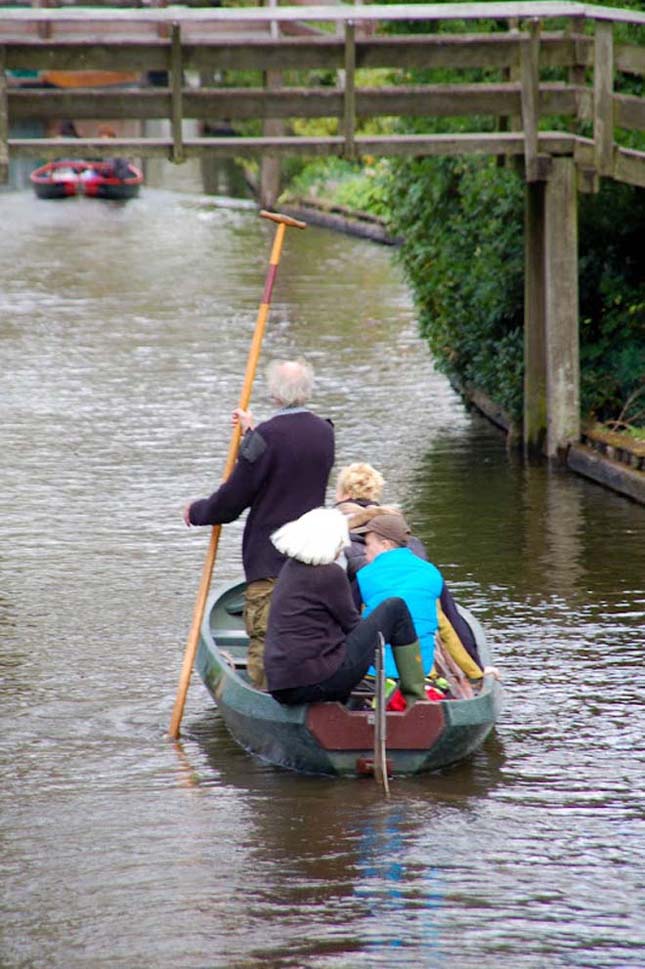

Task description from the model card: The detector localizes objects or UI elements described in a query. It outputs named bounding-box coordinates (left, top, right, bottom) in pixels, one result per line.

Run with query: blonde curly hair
left=336, top=463, right=385, bottom=503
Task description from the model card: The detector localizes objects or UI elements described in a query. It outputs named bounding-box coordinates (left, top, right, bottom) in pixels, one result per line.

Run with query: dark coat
left=189, top=409, right=334, bottom=582
left=264, top=558, right=360, bottom=691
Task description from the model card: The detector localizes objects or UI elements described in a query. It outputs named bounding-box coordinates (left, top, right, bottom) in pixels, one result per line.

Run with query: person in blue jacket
left=355, top=512, right=444, bottom=678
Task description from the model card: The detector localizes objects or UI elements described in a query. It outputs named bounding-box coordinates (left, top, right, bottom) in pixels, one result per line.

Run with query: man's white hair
left=271, top=507, right=349, bottom=566
left=267, top=358, right=314, bottom=407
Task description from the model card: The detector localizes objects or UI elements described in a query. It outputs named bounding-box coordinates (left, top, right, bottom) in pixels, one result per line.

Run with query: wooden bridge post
left=594, top=20, right=614, bottom=178
left=524, top=180, right=547, bottom=456
left=0, top=45, right=7, bottom=184
left=524, top=156, right=579, bottom=460
left=260, top=0, right=283, bottom=209
left=343, top=21, right=356, bottom=161
left=544, top=155, right=580, bottom=459
left=170, top=22, right=184, bottom=165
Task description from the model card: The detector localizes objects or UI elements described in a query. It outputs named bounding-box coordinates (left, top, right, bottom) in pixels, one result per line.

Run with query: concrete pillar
left=544, top=156, right=580, bottom=460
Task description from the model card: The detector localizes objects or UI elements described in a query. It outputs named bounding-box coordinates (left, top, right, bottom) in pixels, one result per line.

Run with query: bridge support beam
left=524, top=155, right=579, bottom=461
left=260, top=68, right=283, bottom=209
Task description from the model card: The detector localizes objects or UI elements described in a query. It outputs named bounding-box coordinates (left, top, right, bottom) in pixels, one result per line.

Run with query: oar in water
left=168, top=209, right=307, bottom=740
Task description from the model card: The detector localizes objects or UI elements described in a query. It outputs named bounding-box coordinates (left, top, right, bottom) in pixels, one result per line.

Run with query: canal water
left=0, top=178, right=643, bottom=969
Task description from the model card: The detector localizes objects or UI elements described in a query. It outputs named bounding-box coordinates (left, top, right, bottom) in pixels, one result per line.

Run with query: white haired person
left=264, top=508, right=428, bottom=707
left=184, top=358, right=334, bottom=690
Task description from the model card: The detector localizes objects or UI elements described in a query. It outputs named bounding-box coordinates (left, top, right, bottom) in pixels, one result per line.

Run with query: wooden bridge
left=3, top=1, right=645, bottom=458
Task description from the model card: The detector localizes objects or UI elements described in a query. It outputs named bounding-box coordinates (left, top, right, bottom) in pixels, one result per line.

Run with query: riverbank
left=451, top=377, right=645, bottom=506
left=281, top=200, right=399, bottom=246
left=282, top=198, right=644, bottom=506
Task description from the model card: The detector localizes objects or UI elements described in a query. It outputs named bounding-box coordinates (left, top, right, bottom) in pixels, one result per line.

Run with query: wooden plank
left=170, top=22, right=183, bottom=164
left=615, top=93, right=645, bottom=132
left=1, top=4, right=644, bottom=34
left=7, top=83, right=577, bottom=123
left=0, top=45, right=7, bottom=183
left=0, top=4, right=595, bottom=28
left=4, top=34, right=579, bottom=75
left=524, top=180, right=547, bottom=454
left=615, top=43, right=645, bottom=78
left=520, top=18, right=541, bottom=181
left=260, top=0, right=283, bottom=208
left=7, top=5, right=643, bottom=31
left=614, top=145, right=645, bottom=188
left=568, top=443, right=645, bottom=504
left=544, top=156, right=580, bottom=459
left=593, top=20, right=614, bottom=177
left=6, top=42, right=171, bottom=73
left=7, top=130, right=578, bottom=160
left=343, top=20, right=356, bottom=160
left=566, top=15, right=586, bottom=137
left=578, top=133, right=645, bottom=189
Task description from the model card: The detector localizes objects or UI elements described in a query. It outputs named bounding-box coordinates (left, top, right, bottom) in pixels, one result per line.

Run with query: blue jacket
left=357, top=547, right=443, bottom=677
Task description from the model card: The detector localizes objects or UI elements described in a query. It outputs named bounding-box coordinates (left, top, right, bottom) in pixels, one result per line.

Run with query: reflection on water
left=0, top=183, right=643, bottom=969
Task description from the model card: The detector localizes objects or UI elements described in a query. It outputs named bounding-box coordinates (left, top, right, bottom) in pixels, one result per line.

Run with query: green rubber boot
left=393, top=641, right=427, bottom=707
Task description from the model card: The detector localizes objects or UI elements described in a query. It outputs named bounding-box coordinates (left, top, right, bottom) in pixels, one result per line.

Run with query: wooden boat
left=195, top=580, right=504, bottom=776
left=30, top=159, right=143, bottom=201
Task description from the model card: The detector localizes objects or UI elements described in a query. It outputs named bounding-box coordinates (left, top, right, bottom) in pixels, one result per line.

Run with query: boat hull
left=30, top=160, right=143, bottom=200
left=196, top=581, right=503, bottom=776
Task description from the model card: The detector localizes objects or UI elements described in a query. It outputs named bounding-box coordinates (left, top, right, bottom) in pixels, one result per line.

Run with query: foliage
left=273, top=2, right=645, bottom=427
left=578, top=180, right=645, bottom=423
left=386, top=157, right=526, bottom=419
left=281, top=155, right=392, bottom=216
left=387, top=153, right=645, bottom=426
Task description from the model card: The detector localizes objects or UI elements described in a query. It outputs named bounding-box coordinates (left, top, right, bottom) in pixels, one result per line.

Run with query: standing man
left=183, top=358, right=335, bottom=689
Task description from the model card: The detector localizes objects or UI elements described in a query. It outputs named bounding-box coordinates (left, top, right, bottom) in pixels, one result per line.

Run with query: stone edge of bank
left=280, top=200, right=400, bottom=246
left=451, top=379, right=645, bottom=506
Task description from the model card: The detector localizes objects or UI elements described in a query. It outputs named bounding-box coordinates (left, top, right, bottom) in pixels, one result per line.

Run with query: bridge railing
left=2, top=2, right=645, bottom=188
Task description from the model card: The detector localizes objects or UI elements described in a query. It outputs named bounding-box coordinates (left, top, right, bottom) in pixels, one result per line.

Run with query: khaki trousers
left=244, top=578, right=277, bottom=690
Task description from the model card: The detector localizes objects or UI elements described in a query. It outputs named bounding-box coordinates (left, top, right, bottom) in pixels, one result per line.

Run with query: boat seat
left=212, top=629, right=248, bottom=667
left=224, top=600, right=245, bottom=617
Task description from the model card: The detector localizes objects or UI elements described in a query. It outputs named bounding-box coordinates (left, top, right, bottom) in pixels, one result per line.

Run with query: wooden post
left=260, top=0, right=283, bottom=209
left=343, top=20, right=356, bottom=161
left=520, top=18, right=549, bottom=182
left=0, top=46, right=7, bottom=184
left=594, top=20, right=614, bottom=178
left=523, top=180, right=547, bottom=456
left=170, top=22, right=184, bottom=164
left=544, top=156, right=579, bottom=459
left=567, top=14, right=587, bottom=130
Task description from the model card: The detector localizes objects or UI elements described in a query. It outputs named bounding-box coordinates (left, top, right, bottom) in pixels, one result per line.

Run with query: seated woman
left=335, top=461, right=482, bottom=670
left=264, top=507, right=427, bottom=708
left=352, top=509, right=484, bottom=683
left=334, top=462, right=426, bottom=582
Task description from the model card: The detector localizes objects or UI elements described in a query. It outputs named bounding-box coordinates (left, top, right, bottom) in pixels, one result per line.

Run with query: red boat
left=30, top=159, right=143, bottom=201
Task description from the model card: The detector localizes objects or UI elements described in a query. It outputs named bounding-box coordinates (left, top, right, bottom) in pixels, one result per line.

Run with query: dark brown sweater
left=264, top=558, right=361, bottom=690
left=188, top=409, right=334, bottom=582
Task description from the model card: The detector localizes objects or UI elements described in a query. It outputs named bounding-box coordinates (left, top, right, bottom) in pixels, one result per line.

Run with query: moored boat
left=81, top=160, right=143, bottom=200
left=29, top=160, right=87, bottom=199
left=30, top=159, right=143, bottom=201
left=195, top=579, right=504, bottom=776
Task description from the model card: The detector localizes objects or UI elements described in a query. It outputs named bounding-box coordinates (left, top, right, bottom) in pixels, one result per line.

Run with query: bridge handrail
left=2, top=1, right=645, bottom=189
left=0, top=3, right=645, bottom=27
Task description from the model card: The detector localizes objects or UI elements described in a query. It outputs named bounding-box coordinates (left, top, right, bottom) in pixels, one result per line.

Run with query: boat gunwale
left=195, top=579, right=503, bottom=775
